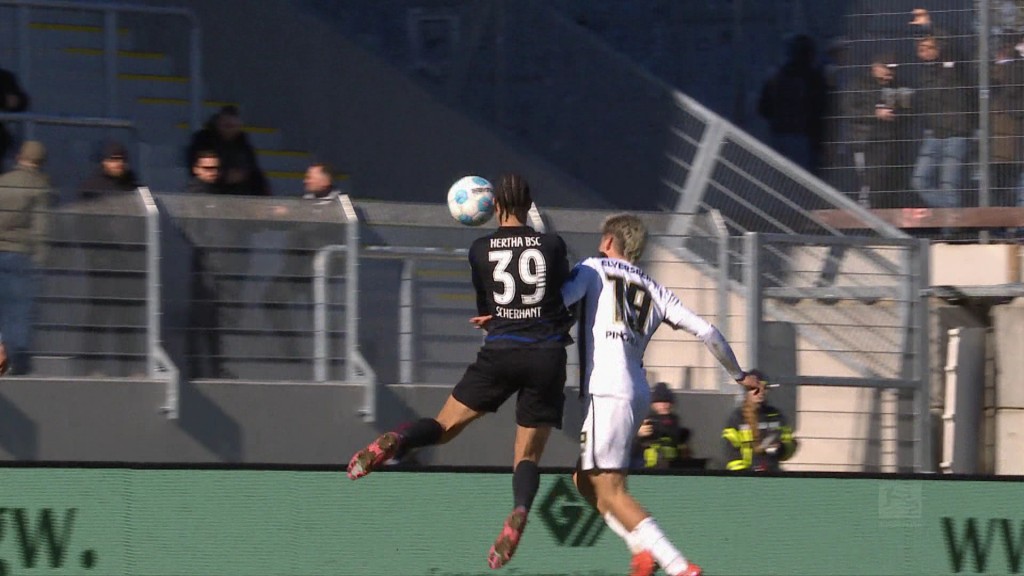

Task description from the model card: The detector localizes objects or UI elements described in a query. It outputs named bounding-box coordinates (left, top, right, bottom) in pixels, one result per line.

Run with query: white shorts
left=579, top=392, right=649, bottom=471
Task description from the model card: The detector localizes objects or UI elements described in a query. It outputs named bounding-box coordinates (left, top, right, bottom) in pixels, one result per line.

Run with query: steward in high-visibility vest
left=722, top=370, right=797, bottom=472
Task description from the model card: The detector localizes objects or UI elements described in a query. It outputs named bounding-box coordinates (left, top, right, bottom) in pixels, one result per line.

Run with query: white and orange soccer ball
left=447, top=175, right=495, bottom=226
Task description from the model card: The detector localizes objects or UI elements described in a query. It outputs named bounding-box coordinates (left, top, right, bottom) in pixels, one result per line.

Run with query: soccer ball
left=447, top=175, right=495, bottom=226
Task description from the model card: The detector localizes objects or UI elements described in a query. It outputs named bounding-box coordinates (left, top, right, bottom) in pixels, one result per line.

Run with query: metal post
left=140, top=187, right=159, bottom=378
left=672, top=116, right=727, bottom=238
left=399, top=258, right=416, bottom=384
left=345, top=210, right=359, bottom=383
left=312, top=250, right=329, bottom=382
left=103, top=9, right=118, bottom=118
left=915, top=239, right=933, bottom=472
left=978, top=0, right=991, bottom=242
left=711, top=210, right=731, bottom=390
left=744, top=232, right=762, bottom=373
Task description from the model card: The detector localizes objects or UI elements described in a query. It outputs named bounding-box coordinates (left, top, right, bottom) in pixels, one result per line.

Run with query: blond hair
left=601, top=213, right=647, bottom=263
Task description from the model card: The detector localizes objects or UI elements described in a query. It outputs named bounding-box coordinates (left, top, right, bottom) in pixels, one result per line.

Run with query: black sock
left=512, top=460, right=540, bottom=512
left=397, top=418, right=444, bottom=451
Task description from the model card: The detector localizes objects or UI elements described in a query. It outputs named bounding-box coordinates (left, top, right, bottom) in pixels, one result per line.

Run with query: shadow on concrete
left=176, top=382, right=243, bottom=462
left=0, top=391, right=37, bottom=459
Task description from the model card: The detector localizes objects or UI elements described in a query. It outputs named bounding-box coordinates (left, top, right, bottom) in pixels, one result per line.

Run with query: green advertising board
left=0, top=467, right=1021, bottom=575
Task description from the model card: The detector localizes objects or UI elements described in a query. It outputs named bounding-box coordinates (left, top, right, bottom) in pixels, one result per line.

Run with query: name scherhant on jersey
left=489, top=236, right=542, bottom=249
left=495, top=305, right=543, bottom=320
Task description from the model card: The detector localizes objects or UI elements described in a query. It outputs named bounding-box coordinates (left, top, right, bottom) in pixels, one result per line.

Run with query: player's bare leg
left=580, top=469, right=702, bottom=576
left=487, top=424, right=550, bottom=569
left=573, top=468, right=655, bottom=576
left=347, top=395, right=483, bottom=480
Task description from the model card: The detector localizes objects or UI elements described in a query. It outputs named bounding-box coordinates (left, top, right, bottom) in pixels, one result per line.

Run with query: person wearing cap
left=632, top=382, right=693, bottom=469
left=78, top=140, right=140, bottom=200
left=0, top=140, right=51, bottom=374
left=721, top=369, right=797, bottom=472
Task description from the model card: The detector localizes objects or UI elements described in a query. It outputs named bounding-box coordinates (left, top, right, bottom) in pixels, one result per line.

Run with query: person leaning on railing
left=722, top=370, right=797, bottom=472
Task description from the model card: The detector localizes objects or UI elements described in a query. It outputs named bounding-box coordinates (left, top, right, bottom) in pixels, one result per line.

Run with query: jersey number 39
left=490, top=249, right=547, bottom=305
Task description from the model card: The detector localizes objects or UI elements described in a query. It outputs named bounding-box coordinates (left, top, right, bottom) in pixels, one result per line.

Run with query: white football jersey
left=562, top=257, right=714, bottom=398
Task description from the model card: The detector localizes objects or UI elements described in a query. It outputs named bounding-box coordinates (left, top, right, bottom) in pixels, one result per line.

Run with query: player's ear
left=598, top=234, right=614, bottom=255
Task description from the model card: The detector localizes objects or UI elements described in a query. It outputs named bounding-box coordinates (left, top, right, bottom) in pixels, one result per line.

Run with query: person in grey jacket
left=0, top=140, right=51, bottom=374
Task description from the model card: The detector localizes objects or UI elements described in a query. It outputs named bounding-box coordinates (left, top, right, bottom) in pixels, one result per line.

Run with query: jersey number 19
left=610, top=274, right=652, bottom=333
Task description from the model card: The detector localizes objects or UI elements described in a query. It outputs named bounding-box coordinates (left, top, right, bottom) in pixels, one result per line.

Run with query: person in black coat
left=78, top=140, right=140, bottom=200
left=0, top=67, right=29, bottom=169
left=186, top=105, right=269, bottom=196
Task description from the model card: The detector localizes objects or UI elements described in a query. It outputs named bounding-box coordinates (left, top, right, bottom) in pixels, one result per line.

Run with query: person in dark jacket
left=632, top=382, right=693, bottom=470
left=757, top=34, right=828, bottom=173
left=186, top=105, right=269, bottom=196
left=843, top=52, right=915, bottom=208
left=990, top=37, right=1024, bottom=208
left=0, top=67, right=29, bottom=169
left=78, top=140, right=139, bottom=200
left=722, top=370, right=797, bottom=472
left=910, top=34, right=976, bottom=210
left=184, top=150, right=225, bottom=194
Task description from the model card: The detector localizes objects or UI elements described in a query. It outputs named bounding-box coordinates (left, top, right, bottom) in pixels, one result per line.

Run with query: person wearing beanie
left=632, top=382, right=693, bottom=469
left=77, top=140, right=140, bottom=200
left=722, top=369, right=798, bottom=472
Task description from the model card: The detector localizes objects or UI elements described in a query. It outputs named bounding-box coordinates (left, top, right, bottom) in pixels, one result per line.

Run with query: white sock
left=632, top=517, right=689, bottom=576
left=603, top=512, right=643, bottom=554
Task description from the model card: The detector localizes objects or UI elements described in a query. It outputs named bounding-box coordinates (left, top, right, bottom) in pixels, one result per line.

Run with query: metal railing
left=2, top=0, right=202, bottom=131
left=311, top=195, right=376, bottom=420
left=138, top=186, right=179, bottom=419
left=743, top=232, right=931, bottom=471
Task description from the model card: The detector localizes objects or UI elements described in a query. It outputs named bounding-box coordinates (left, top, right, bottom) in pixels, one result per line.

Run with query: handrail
left=0, top=112, right=138, bottom=150
left=311, top=195, right=377, bottom=421
left=1, top=0, right=203, bottom=131
left=137, top=186, right=180, bottom=420
left=0, top=112, right=135, bottom=129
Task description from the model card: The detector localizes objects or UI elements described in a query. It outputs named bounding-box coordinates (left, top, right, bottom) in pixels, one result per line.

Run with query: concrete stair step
left=27, top=20, right=137, bottom=51
left=32, top=47, right=174, bottom=76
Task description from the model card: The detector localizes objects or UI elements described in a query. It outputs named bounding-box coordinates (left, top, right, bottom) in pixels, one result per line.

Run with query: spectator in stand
left=186, top=105, right=269, bottom=196
left=78, top=140, right=139, bottom=200
left=185, top=150, right=225, bottom=194
left=0, top=66, right=29, bottom=169
left=631, top=382, right=695, bottom=470
left=302, top=162, right=340, bottom=201
left=843, top=52, right=914, bottom=209
left=0, top=141, right=51, bottom=375
left=909, top=33, right=976, bottom=212
left=990, top=37, right=1024, bottom=209
left=757, top=34, right=828, bottom=173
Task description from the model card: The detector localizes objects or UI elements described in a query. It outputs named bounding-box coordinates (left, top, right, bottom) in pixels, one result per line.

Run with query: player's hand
left=0, top=342, right=9, bottom=376
left=910, top=8, right=930, bottom=26
left=469, top=315, right=493, bottom=330
left=638, top=420, right=654, bottom=438
left=737, top=372, right=764, bottom=394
